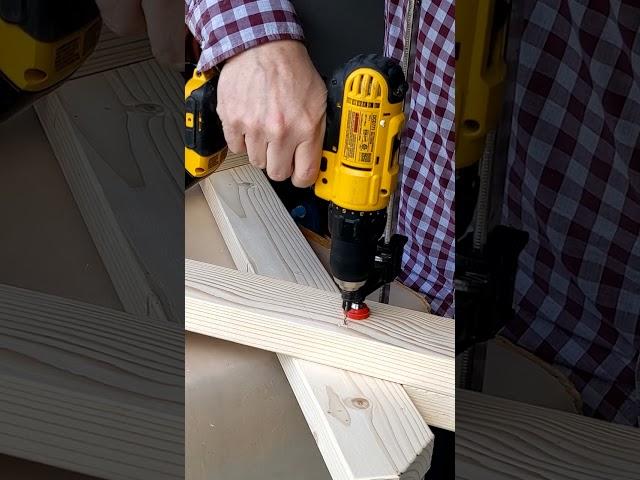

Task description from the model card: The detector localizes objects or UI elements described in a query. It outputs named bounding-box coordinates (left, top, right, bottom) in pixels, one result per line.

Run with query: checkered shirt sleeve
left=385, top=0, right=456, bottom=318
left=502, top=1, right=640, bottom=425
left=185, top=0, right=305, bottom=71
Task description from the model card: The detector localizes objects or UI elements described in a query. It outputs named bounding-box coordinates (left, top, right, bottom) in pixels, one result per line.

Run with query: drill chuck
left=328, top=204, right=387, bottom=298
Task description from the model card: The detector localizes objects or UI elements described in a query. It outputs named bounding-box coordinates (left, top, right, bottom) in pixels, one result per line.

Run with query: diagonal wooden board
left=196, top=165, right=447, bottom=477
left=36, top=60, right=251, bottom=324
left=457, top=389, right=640, bottom=479
left=0, top=284, right=183, bottom=480
left=36, top=60, right=184, bottom=322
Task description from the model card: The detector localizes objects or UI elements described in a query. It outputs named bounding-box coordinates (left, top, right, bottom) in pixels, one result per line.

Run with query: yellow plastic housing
left=456, top=0, right=508, bottom=169
left=184, top=69, right=226, bottom=177
left=0, top=17, right=101, bottom=92
left=315, top=67, right=405, bottom=212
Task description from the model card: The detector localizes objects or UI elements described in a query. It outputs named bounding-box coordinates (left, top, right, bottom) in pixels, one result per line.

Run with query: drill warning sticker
left=344, top=110, right=377, bottom=165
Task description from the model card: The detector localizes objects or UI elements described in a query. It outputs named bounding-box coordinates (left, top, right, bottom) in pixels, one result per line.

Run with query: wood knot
left=351, top=397, right=370, bottom=409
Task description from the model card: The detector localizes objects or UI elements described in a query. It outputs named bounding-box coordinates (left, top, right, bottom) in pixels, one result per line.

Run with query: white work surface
left=185, top=187, right=332, bottom=480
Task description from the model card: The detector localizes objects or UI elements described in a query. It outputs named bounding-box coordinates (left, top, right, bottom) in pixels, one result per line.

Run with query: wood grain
left=36, top=60, right=183, bottom=322
left=186, top=260, right=453, bottom=394
left=218, top=151, right=251, bottom=171
left=73, top=28, right=153, bottom=79
left=202, top=165, right=336, bottom=290
left=280, top=356, right=434, bottom=480
left=457, top=389, right=640, bottom=479
left=199, top=164, right=440, bottom=477
left=0, top=284, right=183, bottom=479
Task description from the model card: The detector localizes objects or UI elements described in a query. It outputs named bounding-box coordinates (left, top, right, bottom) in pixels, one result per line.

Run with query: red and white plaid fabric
left=385, top=0, right=455, bottom=318
left=503, top=1, right=640, bottom=425
left=185, top=0, right=305, bottom=71
left=185, top=0, right=456, bottom=318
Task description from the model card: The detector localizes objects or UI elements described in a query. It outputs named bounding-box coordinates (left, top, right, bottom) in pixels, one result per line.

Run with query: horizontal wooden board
left=185, top=260, right=454, bottom=398
left=0, top=284, right=183, bottom=479
left=457, top=389, right=640, bottom=479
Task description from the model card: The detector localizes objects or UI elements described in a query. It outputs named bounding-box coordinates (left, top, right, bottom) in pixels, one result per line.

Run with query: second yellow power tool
left=0, top=0, right=102, bottom=121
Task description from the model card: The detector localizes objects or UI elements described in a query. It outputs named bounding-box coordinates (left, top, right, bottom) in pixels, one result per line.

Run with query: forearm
left=185, top=0, right=305, bottom=71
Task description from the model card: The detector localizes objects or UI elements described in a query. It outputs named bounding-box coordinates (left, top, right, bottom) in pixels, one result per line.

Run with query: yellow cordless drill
left=314, top=54, right=408, bottom=319
left=185, top=55, right=408, bottom=319
left=0, top=0, right=102, bottom=122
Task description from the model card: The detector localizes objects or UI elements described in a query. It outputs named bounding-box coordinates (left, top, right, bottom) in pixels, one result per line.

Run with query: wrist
left=186, top=0, right=305, bottom=72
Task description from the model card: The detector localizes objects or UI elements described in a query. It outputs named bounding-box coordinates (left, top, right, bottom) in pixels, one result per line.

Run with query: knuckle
left=297, top=115, right=317, bottom=134
left=268, top=169, right=290, bottom=182
left=266, top=114, right=287, bottom=139
left=295, top=168, right=317, bottom=186
left=245, top=117, right=263, bottom=135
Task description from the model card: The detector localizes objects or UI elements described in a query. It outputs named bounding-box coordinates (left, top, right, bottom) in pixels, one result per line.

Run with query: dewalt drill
left=185, top=54, right=408, bottom=319
left=0, top=0, right=102, bottom=122
left=315, top=54, right=408, bottom=320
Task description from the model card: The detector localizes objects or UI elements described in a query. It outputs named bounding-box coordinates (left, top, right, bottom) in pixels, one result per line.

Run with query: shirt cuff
left=186, top=0, right=305, bottom=72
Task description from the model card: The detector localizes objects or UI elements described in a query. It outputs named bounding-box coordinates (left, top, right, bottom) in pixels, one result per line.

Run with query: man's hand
left=95, top=0, right=182, bottom=69
left=217, top=40, right=327, bottom=187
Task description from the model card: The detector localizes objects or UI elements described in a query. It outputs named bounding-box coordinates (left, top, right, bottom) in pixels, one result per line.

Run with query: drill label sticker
left=344, top=109, right=377, bottom=165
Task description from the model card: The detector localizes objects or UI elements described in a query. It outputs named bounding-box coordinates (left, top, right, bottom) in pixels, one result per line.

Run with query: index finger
left=291, top=117, right=325, bottom=188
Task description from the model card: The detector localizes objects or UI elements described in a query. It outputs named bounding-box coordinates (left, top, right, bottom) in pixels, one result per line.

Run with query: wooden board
left=457, top=389, right=640, bottom=479
left=186, top=260, right=453, bottom=395
left=198, top=165, right=439, bottom=477
left=0, top=107, right=121, bottom=310
left=185, top=188, right=332, bottom=480
left=36, top=60, right=183, bottom=323
left=0, top=284, right=183, bottom=480
left=73, top=28, right=153, bottom=79
left=280, top=356, right=434, bottom=480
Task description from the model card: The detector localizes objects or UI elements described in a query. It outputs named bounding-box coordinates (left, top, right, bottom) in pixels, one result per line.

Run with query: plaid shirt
left=503, top=1, right=640, bottom=425
left=185, top=0, right=456, bottom=318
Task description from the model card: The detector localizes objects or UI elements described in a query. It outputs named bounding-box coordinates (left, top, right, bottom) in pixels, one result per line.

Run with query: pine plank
left=457, top=389, right=640, bottom=479
left=186, top=260, right=453, bottom=394
left=198, top=164, right=440, bottom=477
left=73, top=28, right=153, bottom=79
left=38, top=59, right=247, bottom=323
left=0, top=284, right=183, bottom=479
left=36, top=60, right=184, bottom=322
left=280, top=356, right=434, bottom=480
